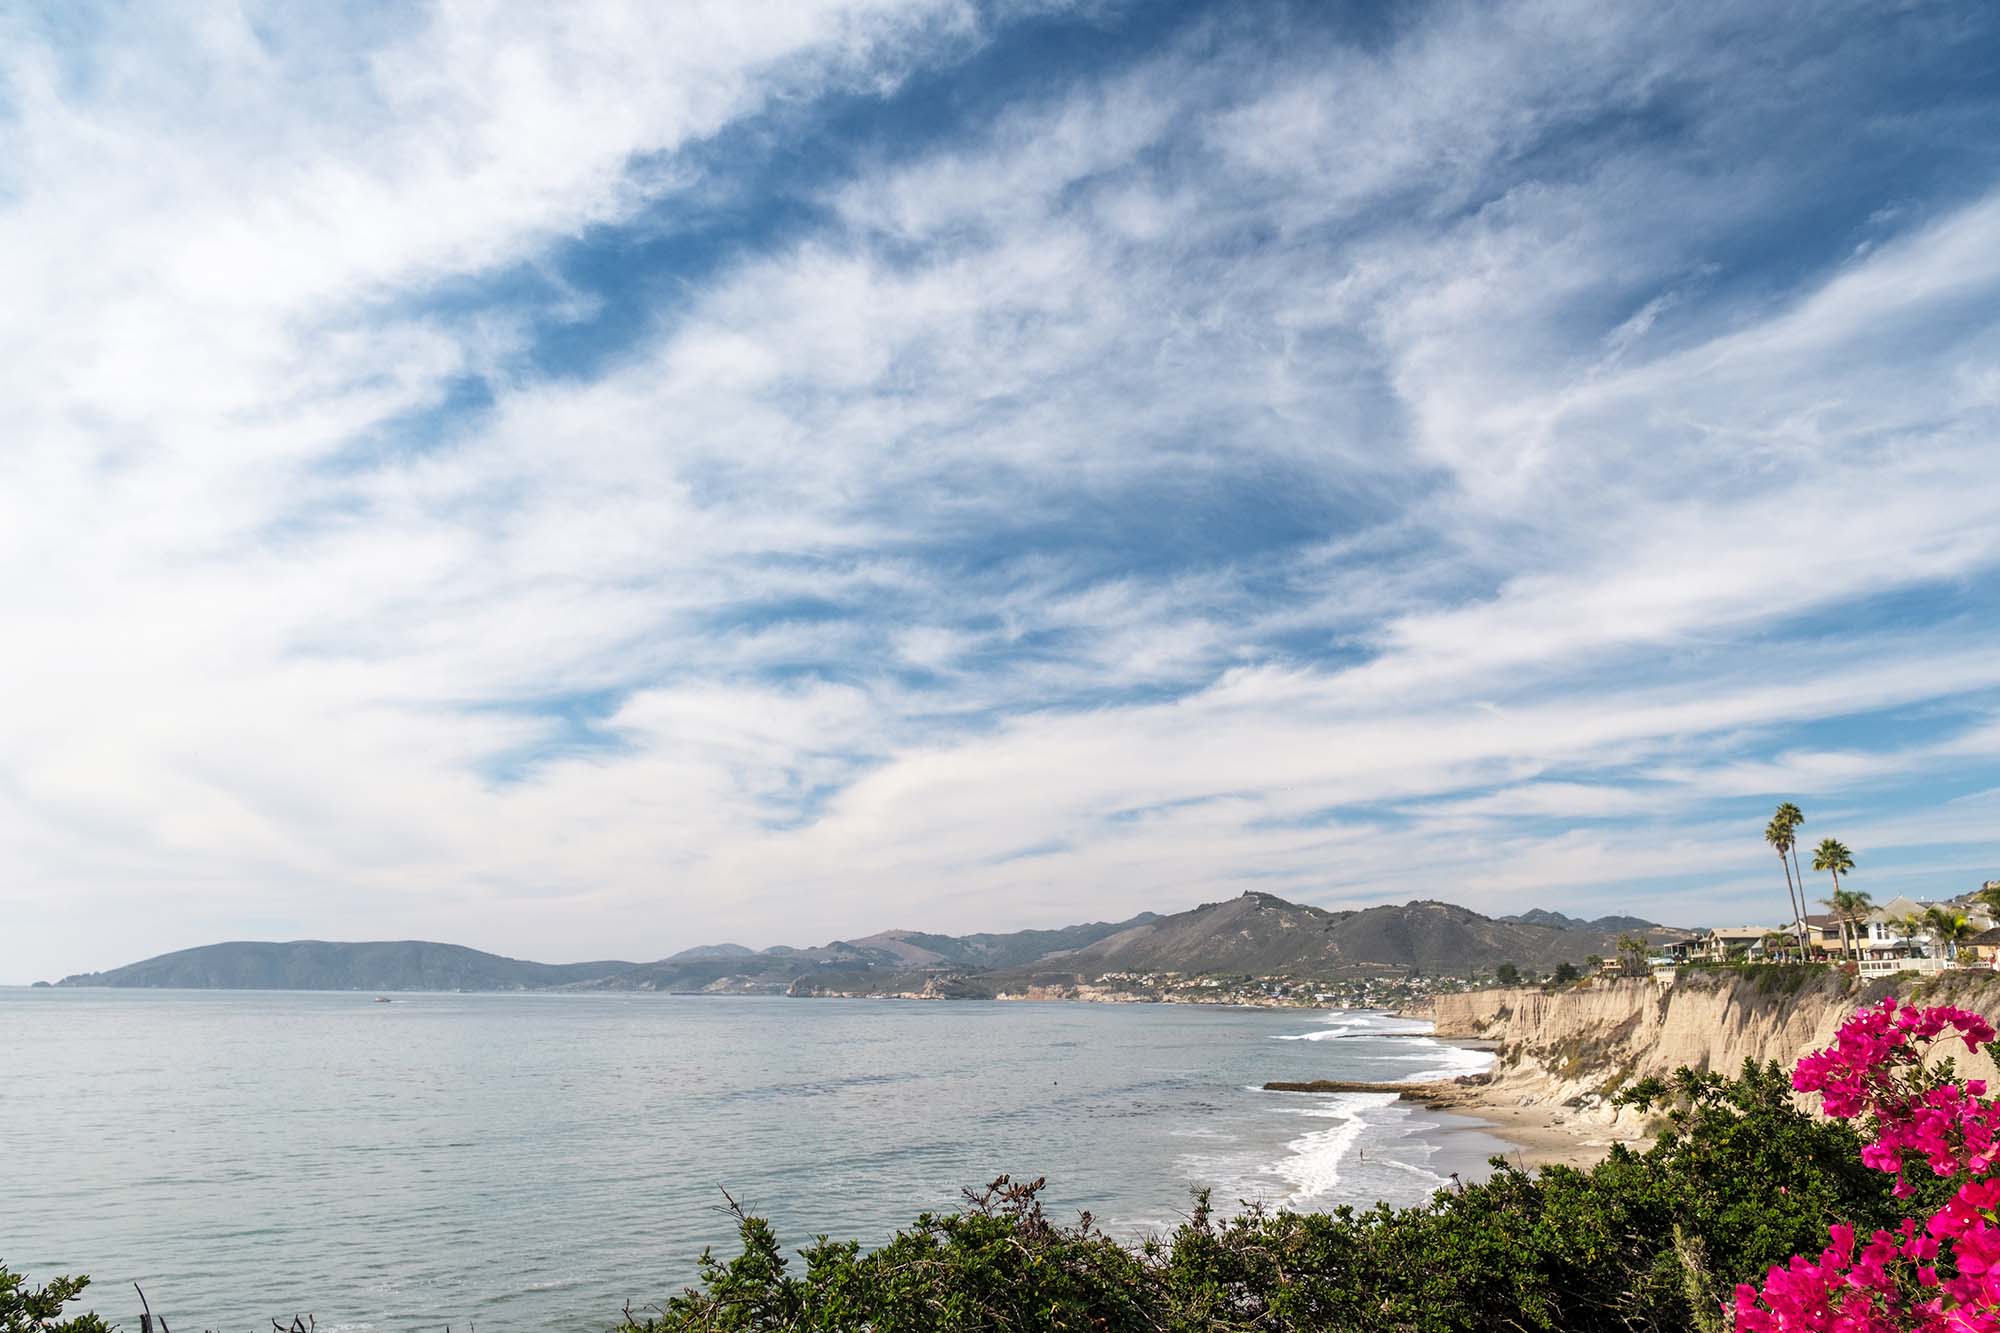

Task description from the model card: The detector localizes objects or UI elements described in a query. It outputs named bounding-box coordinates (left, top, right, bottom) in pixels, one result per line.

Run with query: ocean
left=1, top=989, right=1506, bottom=1331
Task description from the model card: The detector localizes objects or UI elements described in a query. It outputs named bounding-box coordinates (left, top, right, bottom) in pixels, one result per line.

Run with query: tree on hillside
left=1976, top=879, right=2000, bottom=924
left=1549, top=960, right=1580, bottom=986
left=1616, top=932, right=1650, bottom=977
left=1813, top=839, right=1859, bottom=957
left=1766, top=808, right=1807, bottom=955
left=1493, top=961, right=1520, bottom=987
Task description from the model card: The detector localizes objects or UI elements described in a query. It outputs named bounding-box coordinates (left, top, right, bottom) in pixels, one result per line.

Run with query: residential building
left=1964, top=928, right=2000, bottom=970
left=1669, top=926, right=1789, bottom=964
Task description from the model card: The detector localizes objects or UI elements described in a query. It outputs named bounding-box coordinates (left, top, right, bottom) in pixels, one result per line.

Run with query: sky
left=4, top=0, right=2000, bottom=984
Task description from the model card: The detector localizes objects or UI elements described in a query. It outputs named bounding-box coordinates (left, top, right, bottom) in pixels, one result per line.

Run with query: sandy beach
left=1434, top=1090, right=1635, bottom=1171
left=1263, top=1064, right=1642, bottom=1174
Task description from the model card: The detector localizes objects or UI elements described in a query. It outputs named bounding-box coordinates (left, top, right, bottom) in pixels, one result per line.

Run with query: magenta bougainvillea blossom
left=1736, top=997, right=2000, bottom=1331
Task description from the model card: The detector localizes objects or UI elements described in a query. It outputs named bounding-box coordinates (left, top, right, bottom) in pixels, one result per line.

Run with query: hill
left=1499, top=909, right=1660, bottom=933
left=55, top=940, right=637, bottom=991
left=578, top=914, right=1160, bottom=993
left=56, top=897, right=1686, bottom=993
left=999, top=893, right=1685, bottom=983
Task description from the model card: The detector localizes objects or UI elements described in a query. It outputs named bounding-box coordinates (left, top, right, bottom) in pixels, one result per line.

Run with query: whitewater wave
left=1270, top=1010, right=1495, bottom=1082
left=1270, top=1010, right=1435, bottom=1041
left=1264, top=1092, right=1398, bottom=1200
left=1395, top=1038, right=1495, bottom=1082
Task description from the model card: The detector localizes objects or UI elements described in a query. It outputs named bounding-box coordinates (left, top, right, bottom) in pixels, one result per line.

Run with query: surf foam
left=1264, top=1092, right=1398, bottom=1200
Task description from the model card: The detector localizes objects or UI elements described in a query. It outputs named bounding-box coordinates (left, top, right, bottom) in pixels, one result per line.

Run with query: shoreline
left=1265, top=1005, right=1644, bottom=1178
left=1264, top=1076, right=1624, bottom=1173
left=1413, top=1018, right=1645, bottom=1172
left=1423, top=1085, right=1633, bottom=1172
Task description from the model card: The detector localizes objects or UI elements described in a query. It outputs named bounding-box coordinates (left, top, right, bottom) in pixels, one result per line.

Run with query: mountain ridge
left=1499, top=909, right=1659, bottom=933
left=54, top=895, right=1689, bottom=993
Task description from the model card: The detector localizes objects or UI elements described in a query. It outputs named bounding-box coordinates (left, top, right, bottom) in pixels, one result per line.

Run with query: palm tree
left=1924, top=907, right=1976, bottom=966
left=1766, top=812, right=1806, bottom=955
left=1898, top=912, right=1928, bottom=956
left=1777, top=802, right=1808, bottom=923
left=1819, top=891, right=1857, bottom=960
left=1814, top=837, right=1857, bottom=952
left=1830, top=891, right=1872, bottom=960
left=1832, top=888, right=1872, bottom=960
left=1845, top=889, right=1875, bottom=959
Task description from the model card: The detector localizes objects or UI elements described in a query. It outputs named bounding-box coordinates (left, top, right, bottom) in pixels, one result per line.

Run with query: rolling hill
left=996, top=893, right=1675, bottom=984
left=56, top=895, right=1687, bottom=993
left=54, top=940, right=638, bottom=991
left=574, top=914, right=1160, bottom=992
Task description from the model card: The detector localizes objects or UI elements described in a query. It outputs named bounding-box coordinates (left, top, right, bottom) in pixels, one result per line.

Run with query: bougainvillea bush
left=1736, top=997, right=2000, bottom=1332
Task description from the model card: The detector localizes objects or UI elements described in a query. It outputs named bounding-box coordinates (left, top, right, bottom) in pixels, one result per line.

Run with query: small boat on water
left=373, top=996, right=393, bottom=1004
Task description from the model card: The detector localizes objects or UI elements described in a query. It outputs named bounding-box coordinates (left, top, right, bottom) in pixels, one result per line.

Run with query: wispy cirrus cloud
left=5, top=0, right=2000, bottom=981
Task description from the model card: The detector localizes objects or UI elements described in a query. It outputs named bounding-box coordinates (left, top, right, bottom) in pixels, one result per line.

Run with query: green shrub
left=0, top=1266, right=109, bottom=1333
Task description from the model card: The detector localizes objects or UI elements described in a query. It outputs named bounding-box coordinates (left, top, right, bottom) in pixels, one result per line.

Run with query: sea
left=0, top=989, right=1507, bottom=1331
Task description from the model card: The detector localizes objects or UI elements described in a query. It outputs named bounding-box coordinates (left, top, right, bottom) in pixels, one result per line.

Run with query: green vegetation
left=0, top=1266, right=107, bottom=1333
left=1677, top=959, right=1843, bottom=998
left=1922, top=905, right=1977, bottom=962
left=614, top=1060, right=1928, bottom=1332
left=1615, top=932, right=1649, bottom=977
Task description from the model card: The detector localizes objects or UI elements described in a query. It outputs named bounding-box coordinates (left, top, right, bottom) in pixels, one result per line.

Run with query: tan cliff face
left=1422, top=970, right=2000, bottom=1141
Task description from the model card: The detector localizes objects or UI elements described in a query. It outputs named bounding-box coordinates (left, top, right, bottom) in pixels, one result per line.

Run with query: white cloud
left=5, top=0, right=2000, bottom=981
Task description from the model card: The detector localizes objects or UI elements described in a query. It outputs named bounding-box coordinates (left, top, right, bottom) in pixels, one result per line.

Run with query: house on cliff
left=1962, top=928, right=2000, bottom=970
left=1668, top=926, right=1788, bottom=963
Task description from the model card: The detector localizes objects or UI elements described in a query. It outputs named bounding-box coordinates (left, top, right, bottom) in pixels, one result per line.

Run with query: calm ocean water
left=1, top=989, right=1505, bottom=1331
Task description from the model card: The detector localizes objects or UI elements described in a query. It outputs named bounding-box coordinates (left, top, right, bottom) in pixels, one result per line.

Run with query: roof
left=1869, top=896, right=1930, bottom=921
left=1970, top=928, right=2000, bottom=947
left=1708, top=926, right=1784, bottom=940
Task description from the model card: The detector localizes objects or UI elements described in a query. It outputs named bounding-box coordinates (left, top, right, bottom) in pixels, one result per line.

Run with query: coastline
left=1265, top=1008, right=1641, bottom=1182
left=1427, top=1088, right=1632, bottom=1172
left=1407, top=1012, right=1647, bottom=1171
left=1263, top=1074, right=1626, bottom=1174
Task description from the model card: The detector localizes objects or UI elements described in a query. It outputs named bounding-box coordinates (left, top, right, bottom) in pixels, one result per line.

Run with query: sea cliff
left=1414, top=968, right=2000, bottom=1145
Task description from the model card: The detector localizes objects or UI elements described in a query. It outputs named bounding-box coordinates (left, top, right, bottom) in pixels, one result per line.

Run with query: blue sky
left=4, top=0, right=2000, bottom=982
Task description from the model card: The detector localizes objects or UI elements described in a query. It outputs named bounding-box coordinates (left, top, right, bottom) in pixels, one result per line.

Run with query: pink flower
left=1739, top=999, right=2000, bottom=1331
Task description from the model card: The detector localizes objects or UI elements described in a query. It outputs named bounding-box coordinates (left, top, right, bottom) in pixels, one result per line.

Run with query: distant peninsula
left=54, top=893, right=1686, bottom=998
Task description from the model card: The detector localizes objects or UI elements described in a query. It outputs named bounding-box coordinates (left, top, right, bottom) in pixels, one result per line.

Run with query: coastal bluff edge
left=1403, top=967, right=2000, bottom=1144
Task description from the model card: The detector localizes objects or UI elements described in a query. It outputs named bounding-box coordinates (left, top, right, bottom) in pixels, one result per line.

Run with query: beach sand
left=1420, top=1034, right=1645, bottom=1172
left=1437, top=1093, right=1632, bottom=1171
left=1263, top=1070, right=1640, bottom=1174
